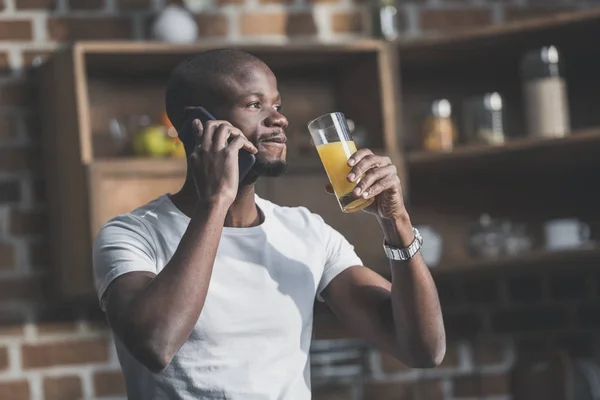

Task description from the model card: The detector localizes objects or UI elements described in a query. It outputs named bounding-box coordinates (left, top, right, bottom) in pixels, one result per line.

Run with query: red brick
left=0, top=114, right=17, bottom=140
left=365, top=380, right=444, bottom=400
left=240, top=12, right=319, bottom=36
left=93, top=371, right=126, bottom=396
left=508, top=275, right=545, bottom=303
left=0, top=276, right=44, bottom=302
left=551, top=332, right=595, bottom=356
left=216, top=0, right=242, bottom=4
left=578, top=305, right=600, bottom=329
left=0, top=309, right=26, bottom=337
left=0, top=147, right=41, bottom=172
left=0, top=51, right=9, bottom=71
left=463, top=277, right=500, bottom=304
left=117, top=0, right=150, bottom=9
left=491, top=307, right=570, bottom=333
left=29, top=240, right=50, bottom=268
left=473, top=339, right=508, bottom=365
left=331, top=11, right=363, bottom=34
left=22, top=339, right=109, bottom=369
left=260, top=0, right=292, bottom=4
left=287, top=13, right=317, bottom=35
left=0, top=181, right=20, bottom=204
left=312, top=384, right=353, bottom=400
left=48, top=17, right=133, bottom=41
left=44, top=376, right=82, bottom=400
left=313, top=318, right=359, bottom=340
left=420, top=9, right=493, bottom=33
left=15, top=0, right=55, bottom=9
left=550, top=272, right=588, bottom=301
left=10, top=209, right=47, bottom=236
left=504, top=6, right=577, bottom=22
left=30, top=178, right=46, bottom=203
left=444, top=310, right=484, bottom=338
left=380, top=342, right=459, bottom=372
left=0, top=347, right=9, bottom=370
left=0, top=243, right=16, bottom=270
left=36, top=303, right=81, bottom=335
left=69, top=0, right=104, bottom=9
left=0, top=380, right=29, bottom=400
left=453, top=373, right=509, bottom=397
left=0, top=81, right=31, bottom=107
left=240, top=12, right=286, bottom=35
left=195, top=14, right=229, bottom=37
left=0, top=21, right=33, bottom=41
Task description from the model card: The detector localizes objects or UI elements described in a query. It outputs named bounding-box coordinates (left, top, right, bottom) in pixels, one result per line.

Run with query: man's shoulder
left=98, top=195, right=171, bottom=237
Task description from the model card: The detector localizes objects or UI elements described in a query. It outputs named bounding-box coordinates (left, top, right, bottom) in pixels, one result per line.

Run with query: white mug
left=544, top=218, right=590, bottom=250
left=415, top=225, right=442, bottom=267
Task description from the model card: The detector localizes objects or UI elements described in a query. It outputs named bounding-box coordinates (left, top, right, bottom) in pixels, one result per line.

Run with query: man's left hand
left=326, top=148, right=406, bottom=220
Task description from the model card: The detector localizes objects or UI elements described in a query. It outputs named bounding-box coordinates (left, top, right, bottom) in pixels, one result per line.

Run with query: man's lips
left=260, top=135, right=287, bottom=145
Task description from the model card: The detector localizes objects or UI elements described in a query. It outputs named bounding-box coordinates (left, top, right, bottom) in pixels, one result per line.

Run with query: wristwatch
left=383, top=227, right=423, bottom=261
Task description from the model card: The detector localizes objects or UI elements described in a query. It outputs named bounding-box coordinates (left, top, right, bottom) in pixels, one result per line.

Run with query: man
left=93, top=48, right=445, bottom=399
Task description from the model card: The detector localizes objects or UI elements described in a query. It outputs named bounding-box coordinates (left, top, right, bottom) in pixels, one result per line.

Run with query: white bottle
left=152, top=4, right=198, bottom=44
left=522, top=46, right=570, bottom=138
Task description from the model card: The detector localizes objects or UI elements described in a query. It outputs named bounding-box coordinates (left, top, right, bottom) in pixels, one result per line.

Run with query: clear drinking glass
left=308, top=112, right=375, bottom=213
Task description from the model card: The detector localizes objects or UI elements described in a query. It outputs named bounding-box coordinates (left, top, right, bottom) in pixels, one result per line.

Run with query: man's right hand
left=189, top=119, right=258, bottom=207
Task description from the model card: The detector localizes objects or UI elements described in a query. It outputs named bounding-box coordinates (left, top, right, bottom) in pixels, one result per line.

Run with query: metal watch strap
left=383, top=227, right=423, bottom=261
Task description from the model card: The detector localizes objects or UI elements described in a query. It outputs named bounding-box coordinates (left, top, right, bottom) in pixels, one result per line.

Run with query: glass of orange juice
left=308, top=112, right=375, bottom=213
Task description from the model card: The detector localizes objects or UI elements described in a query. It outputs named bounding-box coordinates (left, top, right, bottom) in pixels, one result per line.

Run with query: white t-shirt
left=93, top=194, right=362, bottom=400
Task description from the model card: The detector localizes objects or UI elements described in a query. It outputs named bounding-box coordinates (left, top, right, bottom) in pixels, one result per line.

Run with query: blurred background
left=1, top=0, right=600, bottom=399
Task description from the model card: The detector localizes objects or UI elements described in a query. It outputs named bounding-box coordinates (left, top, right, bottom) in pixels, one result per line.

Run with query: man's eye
left=247, top=102, right=260, bottom=109
left=274, top=105, right=283, bottom=112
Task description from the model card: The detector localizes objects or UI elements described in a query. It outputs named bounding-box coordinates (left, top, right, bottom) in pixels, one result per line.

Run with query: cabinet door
left=261, top=174, right=387, bottom=274
left=88, top=160, right=187, bottom=239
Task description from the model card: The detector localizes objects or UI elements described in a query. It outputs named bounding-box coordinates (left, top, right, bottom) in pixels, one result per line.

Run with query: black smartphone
left=182, top=107, right=256, bottom=183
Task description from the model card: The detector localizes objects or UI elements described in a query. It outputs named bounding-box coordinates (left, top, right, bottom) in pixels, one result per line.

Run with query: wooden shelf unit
left=40, top=40, right=400, bottom=299
left=39, top=9, right=600, bottom=300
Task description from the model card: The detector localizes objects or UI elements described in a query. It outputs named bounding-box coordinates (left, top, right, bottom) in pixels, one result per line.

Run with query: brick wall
left=0, top=0, right=597, bottom=399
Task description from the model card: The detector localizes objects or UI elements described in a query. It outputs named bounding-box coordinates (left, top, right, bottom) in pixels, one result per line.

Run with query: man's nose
left=264, top=110, right=288, bottom=129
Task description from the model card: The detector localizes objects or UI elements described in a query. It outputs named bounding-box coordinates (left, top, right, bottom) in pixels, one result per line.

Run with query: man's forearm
left=378, top=213, right=446, bottom=368
left=120, top=200, right=228, bottom=369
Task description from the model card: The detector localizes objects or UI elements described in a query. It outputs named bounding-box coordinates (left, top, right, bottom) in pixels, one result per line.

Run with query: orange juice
left=316, top=141, right=374, bottom=213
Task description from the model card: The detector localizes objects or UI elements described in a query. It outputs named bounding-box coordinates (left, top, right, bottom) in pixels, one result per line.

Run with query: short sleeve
left=315, top=215, right=363, bottom=302
left=93, top=214, right=158, bottom=311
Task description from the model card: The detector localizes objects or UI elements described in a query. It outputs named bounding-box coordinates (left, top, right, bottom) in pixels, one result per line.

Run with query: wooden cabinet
left=39, top=40, right=400, bottom=299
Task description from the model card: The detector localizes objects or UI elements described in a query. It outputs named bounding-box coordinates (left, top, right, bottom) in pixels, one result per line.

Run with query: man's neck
left=170, top=174, right=261, bottom=228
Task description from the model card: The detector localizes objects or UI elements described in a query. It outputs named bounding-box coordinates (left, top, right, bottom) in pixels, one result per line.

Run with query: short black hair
left=165, top=48, right=265, bottom=152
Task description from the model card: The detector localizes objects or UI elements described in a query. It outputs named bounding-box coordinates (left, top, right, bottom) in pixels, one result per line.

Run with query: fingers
left=192, top=119, right=203, bottom=149
left=352, top=164, right=397, bottom=197
left=361, top=175, right=400, bottom=198
left=212, top=122, right=235, bottom=150
left=201, top=120, right=231, bottom=150
left=347, top=152, right=392, bottom=182
left=227, top=134, right=258, bottom=154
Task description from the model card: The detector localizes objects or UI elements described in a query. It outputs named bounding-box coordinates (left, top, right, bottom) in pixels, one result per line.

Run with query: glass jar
left=521, top=45, right=571, bottom=138
left=371, top=0, right=400, bottom=41
left=463, top=92, right=506, bottom=146
left=420, top=99, right=458, bottom=152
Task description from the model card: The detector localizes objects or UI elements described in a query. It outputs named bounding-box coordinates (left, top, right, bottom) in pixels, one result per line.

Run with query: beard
left=252, top=155, right=287, bottom=177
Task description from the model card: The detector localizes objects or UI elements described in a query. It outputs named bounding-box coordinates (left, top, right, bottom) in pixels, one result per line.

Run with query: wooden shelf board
left=398, top=8, right=600, bottom=50
left=92, top=157, right=188, bottom=174
left=75, top=39, right=386, bottom=55
left=397, top=8, right=600, bottom=69
left=431, top=245, right=600, bottom=278
left=407, top=126, right=600, bottom=177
